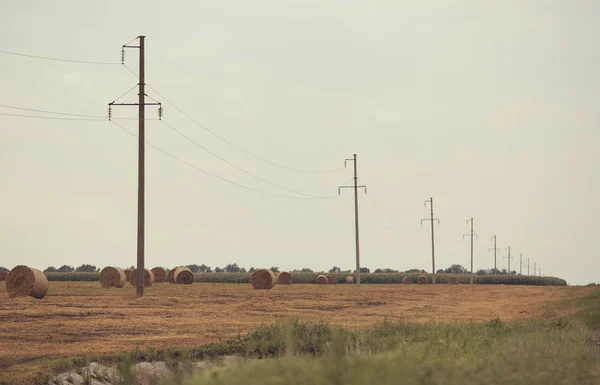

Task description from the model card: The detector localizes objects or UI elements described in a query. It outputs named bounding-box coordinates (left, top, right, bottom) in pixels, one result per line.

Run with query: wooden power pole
left=339, top=154, right=366, bottom=284
left=109, top=36, right=161, bottom=297
left=421, top=198, right=439, bottom=284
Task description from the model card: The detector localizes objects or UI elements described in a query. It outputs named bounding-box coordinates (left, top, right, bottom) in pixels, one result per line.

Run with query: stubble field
left=0, top=282, right=593, bottom=381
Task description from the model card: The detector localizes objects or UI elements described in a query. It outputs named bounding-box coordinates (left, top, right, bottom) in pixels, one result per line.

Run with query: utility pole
left=108, top=36, right=161, bottom=297
left=421, top=198, right=439, bottom=284
left=463, top=218, right=477, bottom=284
left=519, top=253, right=523, bottom=275
left=489, top=235, right=500, bottom=274
left=338, top=154, right=366, bottom=284
left=534, top=262, right=536, bottom=276
left=527, top=258, right=530, bottom=275
left=503, top=246, right=513, bottom=274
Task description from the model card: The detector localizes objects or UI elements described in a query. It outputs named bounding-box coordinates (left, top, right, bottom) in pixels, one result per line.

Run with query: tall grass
left=176, top=318, right=599, bottom=385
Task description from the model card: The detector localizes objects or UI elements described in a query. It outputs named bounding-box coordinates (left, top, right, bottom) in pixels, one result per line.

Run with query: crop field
left=0, top=281, right=594, bottom=382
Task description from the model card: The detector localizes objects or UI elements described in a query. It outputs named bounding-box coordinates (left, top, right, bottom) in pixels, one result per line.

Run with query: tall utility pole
left=338, top=154, right=366, bottom=284
left=421, top=198, right=439, bottom=284
left=527, top=258, right=530, bottom=275
left=109, top=36, right=161, bottom=297
left=534, top=262, right=537, bottom=276
left=489, top=235, right=500, bottom=274
left=463, top=218, right=477, bottom=284
left=519, top=253, right=523, bottom=275
left=504, top=246, right=513, bottom=274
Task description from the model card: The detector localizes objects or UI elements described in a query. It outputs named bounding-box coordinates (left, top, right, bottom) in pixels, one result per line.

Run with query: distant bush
left=45, top=272, right=99, bottom=281
left=192, top=272, right=566, bottom=286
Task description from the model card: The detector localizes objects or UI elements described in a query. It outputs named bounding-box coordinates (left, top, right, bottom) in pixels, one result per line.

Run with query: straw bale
left=6, top=265, right=49, bottom=299
left=251, top=268, right=276, bottom=290
left=99, top=267, right=126, bottom=289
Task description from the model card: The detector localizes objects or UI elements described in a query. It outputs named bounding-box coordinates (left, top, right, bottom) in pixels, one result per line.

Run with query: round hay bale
left=316, top=275, right=329, bottom=285
left=124, top=269, right=132, bottom=281
left=345, top=276, right=355, bottom=284
left=417, top=275, right=428, bottom=285
left=448, top=276, right=459, bottom=285
left=151, top=267, right=167, bottom=283
left=0, top=270, right=8, bottom=281
left=327, top=275, right=337, bottom=285
left=99, top=267, right=126, bottom=289
left=174, top=266, right=194, bottom=285
left=129, top=268, right=155, bottom=287
left=167, top=268, right=177, bottom=284
left=251, top=268, right=276, bottom=290
left=277, top=272, right=292, bottom=285
left=402, top=276, right=413, bottom=284
left=5, top=266, right=49, bottom=299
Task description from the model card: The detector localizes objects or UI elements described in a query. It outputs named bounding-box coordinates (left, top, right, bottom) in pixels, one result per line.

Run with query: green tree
left=270, top=266, right=280, bottom=273
left=359, top=267, right=370, bottom=273
left=198, top=264, right=209, bottom=273
left=224, top=263, right=241, bottom=273
left=249, top=267, right=255, bottom=273
left=443, top=264, right=468, bottom=274
left=0, top=266, right=9, bottom=272
left=300, top=268, right=313, bottom=273
left=58, top=265, right=75, bottom=273
left=215, top=267, right=222, bottom=273
left=329, top=266, right=341, bottom=274
left=186, top=264, right=200, bottom=273
left=75, top=264, right=97, bottom=273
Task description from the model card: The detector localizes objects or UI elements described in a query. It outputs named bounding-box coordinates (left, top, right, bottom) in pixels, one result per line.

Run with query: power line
left=161, top=120, right=337, bottom=199
left=0, top=112, right=105, bottom=121
left=0, top=49, right=119, bottom=65
left=0, top=103, right=160, bottom=121
left=0, top=104, right=106, bottom=119
left=145, top=84, right=343, bottom=174
left=110, top=121, right=332, bottom=200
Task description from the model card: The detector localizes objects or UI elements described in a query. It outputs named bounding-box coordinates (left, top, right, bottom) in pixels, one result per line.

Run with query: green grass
left=176, top=317, right=599, bottom=385
left=570, top=287, right=600, bottom=329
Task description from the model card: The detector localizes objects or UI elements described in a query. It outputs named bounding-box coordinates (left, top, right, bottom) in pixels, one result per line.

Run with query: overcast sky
left=1, top=1, right=598, bottom=284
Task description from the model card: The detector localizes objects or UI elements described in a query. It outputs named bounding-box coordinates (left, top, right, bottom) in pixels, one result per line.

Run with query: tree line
left=0, top=263, right=520, bottom=276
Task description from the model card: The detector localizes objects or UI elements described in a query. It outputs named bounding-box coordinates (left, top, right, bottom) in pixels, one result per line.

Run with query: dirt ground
left=0, top=282, right=592, bottom=382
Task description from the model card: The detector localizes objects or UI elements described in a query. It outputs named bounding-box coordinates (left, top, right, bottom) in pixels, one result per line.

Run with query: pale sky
left=1, top=1, right=598, bottom=285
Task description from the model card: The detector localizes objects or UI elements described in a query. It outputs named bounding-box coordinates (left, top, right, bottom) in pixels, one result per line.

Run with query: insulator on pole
left=108, top=106, right=112, bottom=121
left=158, top=106, right=163, bottom=120
left=121, top=47, right=125, bottom=64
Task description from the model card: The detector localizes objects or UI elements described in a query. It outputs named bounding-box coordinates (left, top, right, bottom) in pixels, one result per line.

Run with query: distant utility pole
left=519, top=253, right=523, bottom=275
left=534, top=262, right=537, bottom=276
left=527, top=258, right=530, bottom=276
left=504, top=246, right=513, bottom=274
left=421, top=198, right=440, bottom=284
left=108, top=36, right=161, bottom=297
left=338, top=154, right=366, bottom=285
left=489, top=235, right=500, bottom=274
left=463, top=218, right=477, bottom=284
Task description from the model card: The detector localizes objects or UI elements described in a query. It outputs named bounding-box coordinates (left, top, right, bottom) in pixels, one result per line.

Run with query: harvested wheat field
left=0, top=282, right=593, bottom=382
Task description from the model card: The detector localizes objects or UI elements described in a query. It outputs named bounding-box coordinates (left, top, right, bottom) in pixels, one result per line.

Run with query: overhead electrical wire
left=340, top=197, right=424, bottom=232
left=0, top=105, right=156, bottom=121
left=143, top=82, right=343, bottom=174
left=160, top=120, right=337, bottom=199
left=0, top=104, right=106, bottom=119
left=0, top=112, right=105, bottom=121
left=110, top=120, right=337, bottom=200
left=0, top=49, right=119, bottom=65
